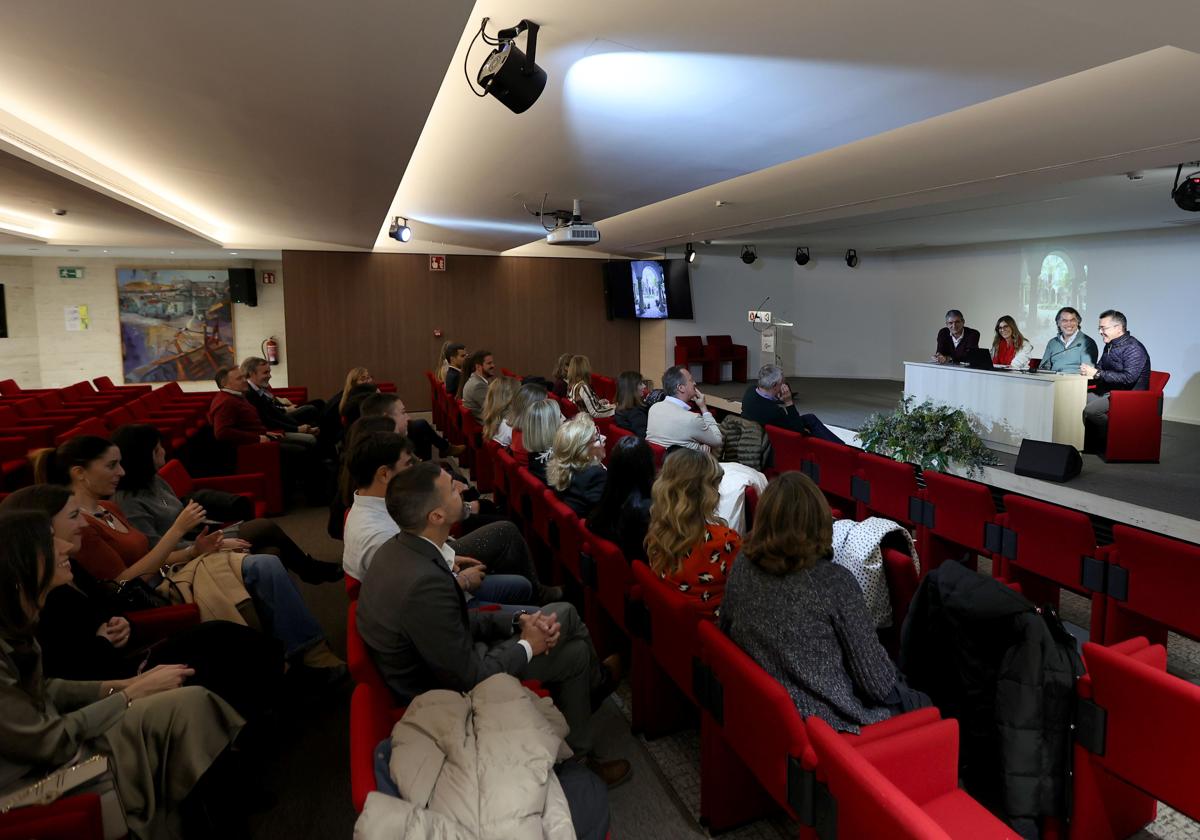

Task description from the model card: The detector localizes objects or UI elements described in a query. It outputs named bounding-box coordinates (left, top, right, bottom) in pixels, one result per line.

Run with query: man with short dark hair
left=443, top=343, right=467, bottom=396
left=646, top=364, right=722, bottom=451
left=740, top=364, right=843, bottom=444
left=356, top=461, right=629, bottom=786
left=361, top=391, right=463, bottom=460
left=461, top=349, right=496, bottom=420
left=932, top=309, right=980, bottom=364
left=240, top=356, right=323, bottom=427
left=1080, top=309, right=1151, bottom=452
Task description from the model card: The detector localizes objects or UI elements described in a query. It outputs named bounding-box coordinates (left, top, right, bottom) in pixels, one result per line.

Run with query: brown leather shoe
left=583, top=756, right=632, bottom=788
left=601, top=653, right=623, bottom=686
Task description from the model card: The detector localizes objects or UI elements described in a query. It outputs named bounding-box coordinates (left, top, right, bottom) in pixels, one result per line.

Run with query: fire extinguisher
left=262, top=337, right=280, bottom=366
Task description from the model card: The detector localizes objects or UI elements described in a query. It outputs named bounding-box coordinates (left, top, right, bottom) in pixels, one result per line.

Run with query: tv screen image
left=631, top=260, right=668, bottom=319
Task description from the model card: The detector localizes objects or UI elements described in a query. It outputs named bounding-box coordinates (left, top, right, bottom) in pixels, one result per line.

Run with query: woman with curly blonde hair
left=547, top=414, right=607, bottom=515
left=567, top=355, right=615, bottom=419
left=645, top=448, right=740, bottom=618
left=482, top=376, right=520, bottom=445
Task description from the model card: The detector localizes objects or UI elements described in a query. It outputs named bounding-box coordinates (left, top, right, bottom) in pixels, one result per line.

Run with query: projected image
left=631, top=260, right=668, bottom=318
left=1018, top=248, right=1087, bottom=339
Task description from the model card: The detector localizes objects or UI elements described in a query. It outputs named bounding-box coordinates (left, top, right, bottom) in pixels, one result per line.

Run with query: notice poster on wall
left=64, top=304, right=90, bottom=332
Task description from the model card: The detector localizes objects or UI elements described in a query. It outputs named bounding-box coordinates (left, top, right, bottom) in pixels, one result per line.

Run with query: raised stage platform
left=704, top=377, right=1200, bottom=543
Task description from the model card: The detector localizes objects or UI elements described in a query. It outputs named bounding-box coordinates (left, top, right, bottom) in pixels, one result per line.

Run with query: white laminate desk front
left=903, top=362, right=1088, bottom=453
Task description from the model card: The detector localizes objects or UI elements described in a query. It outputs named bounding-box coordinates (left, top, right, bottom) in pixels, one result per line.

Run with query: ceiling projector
left=545, top=199, right=600, bottom=246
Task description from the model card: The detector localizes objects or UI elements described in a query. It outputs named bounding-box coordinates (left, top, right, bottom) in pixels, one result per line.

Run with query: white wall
left=647, top=227, right=1200, bottom=423
left=0, top=257, right=288, bottom=391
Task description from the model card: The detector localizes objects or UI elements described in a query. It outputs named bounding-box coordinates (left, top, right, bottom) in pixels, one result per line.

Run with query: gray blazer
left=462, top=373, right=490, bottom=420
left=355, top=531, right=526, bottom=703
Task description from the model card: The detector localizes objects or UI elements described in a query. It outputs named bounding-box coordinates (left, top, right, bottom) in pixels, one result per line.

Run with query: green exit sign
left=58, top=267, right=85, bottom=280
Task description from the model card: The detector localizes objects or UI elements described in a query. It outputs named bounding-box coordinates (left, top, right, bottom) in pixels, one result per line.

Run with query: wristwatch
left=510, top=609, right=529, bottom=634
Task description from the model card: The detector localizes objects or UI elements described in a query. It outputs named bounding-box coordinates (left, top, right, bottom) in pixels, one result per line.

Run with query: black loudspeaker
left=1014, top=439, right=1082, bottom=482
left=228, top=268, right=257, bottom=307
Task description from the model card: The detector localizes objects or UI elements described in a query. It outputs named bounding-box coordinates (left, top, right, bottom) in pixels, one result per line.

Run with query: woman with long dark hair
left=613, top=370, right=650, bottom=438
left=587, top=436, right=654, bottom=562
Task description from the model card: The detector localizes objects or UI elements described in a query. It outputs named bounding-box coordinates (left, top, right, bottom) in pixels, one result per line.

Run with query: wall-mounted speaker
left=229, top=268, right=257, bottom=307
left=1014, top=439, right=1082, bottom=482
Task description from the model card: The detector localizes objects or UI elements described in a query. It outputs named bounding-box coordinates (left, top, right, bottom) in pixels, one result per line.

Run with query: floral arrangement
left=856, top=396, right=1000, bottom=477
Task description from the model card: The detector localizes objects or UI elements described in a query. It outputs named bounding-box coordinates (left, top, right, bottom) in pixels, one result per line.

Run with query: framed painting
left=117, top=269, right=236, bottom=383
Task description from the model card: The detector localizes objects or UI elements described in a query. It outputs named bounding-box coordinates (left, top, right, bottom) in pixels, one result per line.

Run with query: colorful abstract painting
left=117, top=269, right=236, bottom=383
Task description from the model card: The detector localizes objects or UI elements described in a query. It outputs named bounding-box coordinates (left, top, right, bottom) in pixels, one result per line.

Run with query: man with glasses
left=1038, top=307, right=1098, bottom=373
left=1079, top=310, right=1151, bottom=452
left=932, top=309, right=980, bottom=364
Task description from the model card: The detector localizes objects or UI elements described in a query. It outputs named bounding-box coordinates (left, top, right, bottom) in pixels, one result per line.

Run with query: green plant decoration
left=857, top=396, right=1001, bottom=477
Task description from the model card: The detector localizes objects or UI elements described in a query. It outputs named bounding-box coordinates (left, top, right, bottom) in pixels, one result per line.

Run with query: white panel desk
left=903, top=362, right=1087, bottom=454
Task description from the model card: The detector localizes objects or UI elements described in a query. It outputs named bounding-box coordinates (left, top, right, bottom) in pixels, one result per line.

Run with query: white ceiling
left=0, top=0, right=1199, bottom=260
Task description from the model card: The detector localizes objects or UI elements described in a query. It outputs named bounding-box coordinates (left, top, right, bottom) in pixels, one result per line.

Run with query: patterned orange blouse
left=659, top=523, right=741, bottom=619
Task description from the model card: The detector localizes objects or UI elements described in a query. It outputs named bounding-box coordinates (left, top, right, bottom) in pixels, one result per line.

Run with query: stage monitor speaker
left=1014, top=439, right=1082, bottom=482
left=229, top=268, right=257, bottom=307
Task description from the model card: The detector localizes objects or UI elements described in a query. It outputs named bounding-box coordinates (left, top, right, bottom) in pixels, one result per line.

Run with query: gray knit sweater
left=719, top=554, right=897, bottom=733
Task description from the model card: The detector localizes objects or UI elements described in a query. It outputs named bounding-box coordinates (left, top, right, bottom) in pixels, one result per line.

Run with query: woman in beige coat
left=0, top=510, right=243, bottom=839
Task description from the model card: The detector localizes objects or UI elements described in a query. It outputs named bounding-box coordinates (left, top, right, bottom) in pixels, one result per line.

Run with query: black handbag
left=98, top=577, right=172, bottom=612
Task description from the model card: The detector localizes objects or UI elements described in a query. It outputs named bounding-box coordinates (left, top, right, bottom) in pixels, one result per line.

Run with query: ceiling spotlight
left=794, top=247, right=810, bottom=267
left=389, top=216, right=413, bottom=243
left=845, top=249, right=859, bottom=268
left=1171, top=164, right=1200, bottom=211
left=470, top=18, right=546, bottom=114
left=685, top=243, right=697, bottom=263
left=740, top=245, right=757, bottom=265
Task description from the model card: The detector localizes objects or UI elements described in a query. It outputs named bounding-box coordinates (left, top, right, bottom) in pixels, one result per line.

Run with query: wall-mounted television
left=602, top=259, right=693, bottom=320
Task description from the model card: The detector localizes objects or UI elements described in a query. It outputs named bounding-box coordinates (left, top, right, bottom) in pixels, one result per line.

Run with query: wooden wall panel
left=282, top=251, right=640, bottom=409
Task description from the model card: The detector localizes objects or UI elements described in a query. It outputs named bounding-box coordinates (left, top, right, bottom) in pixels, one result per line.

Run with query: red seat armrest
left=126, top=603, right=201, bottom=641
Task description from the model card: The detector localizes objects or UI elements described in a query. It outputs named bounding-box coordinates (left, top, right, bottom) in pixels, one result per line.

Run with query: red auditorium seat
left=853, top=450, right=923, bottom=529
left=556, top=394, right=580, bottom=420
left=126, top=603, right=201, bottom=639
left=1101, top=525, right=1200, bottom=647
left=93, top=375, right=152, bottom=395
left=764, top=425, right=808, bottom=476
left=425, top=371, right=443, bottom=429
left=604, top=425, right=635, bottom=460
left=807, top=715, right=1016, bottom=839
left=457, top=403, right=480, bottom=471
left=0, top=405, right=57, bottom=449
left=646, top=440, right=667, bottom=468
left=0, top=792, right=106, bottom=840
left=582, top=530, right=634, bottom=638
left=801, top=437, right=858, bottom=516
left=1104, top=370, right=1169, bottom=463
left=231, top=441, right=285, bottom=515
left=54, top=417, right=110, bottom=446
left=919, top=471, right=998, bottom=575
left=1071, top=637, right=1200, bottom=839
left=157, top=458, right=268, bottom=520
left=704, top=335, right=748, bottom=383
left=592, top=373, right=617, bottom=403
left=544, top=489, right=586, bottom=583
left=673, top=336, right=712, bottom=383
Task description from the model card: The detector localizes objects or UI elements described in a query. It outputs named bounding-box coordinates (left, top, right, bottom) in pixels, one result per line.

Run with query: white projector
left=546, top=223, right=600, bottom=246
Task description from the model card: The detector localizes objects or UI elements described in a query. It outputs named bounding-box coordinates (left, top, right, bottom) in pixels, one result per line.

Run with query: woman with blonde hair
left=551, top=352, right=573, bottom=398
left=567, top=355, right=615, bottom=418
left=518, top=398, right=563, bottom=482
left=337, top=366, right=374, bottom=417
left=508, top=382, right=548, bottom=465
left=482, top=376, right=520, bottom=445
left=547, top=414, right=607, bottom=515
left=644, top=448, right=740, bottom=618
left=991, top=315, right=1033, bottom=369
left=433, top=340, right=452, bottom=384
left=720, top=473, right=913, bottom=733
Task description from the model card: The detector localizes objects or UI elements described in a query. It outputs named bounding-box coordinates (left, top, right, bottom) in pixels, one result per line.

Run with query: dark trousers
left=799, top=413, right=844, bottom=444
left=1083, top=393, right=1110, bottom=452
left=408, top=418, right=450, bottom=460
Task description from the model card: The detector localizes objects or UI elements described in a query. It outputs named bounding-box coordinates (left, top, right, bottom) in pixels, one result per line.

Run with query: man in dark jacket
left=1080, top=309, right=1151, bottom=452
left=242, top=356, right=322, bottom=432
left=900, top=560, right=1082, bottom=836
left=932, top=309, right=981, bottom=364
left=740, top=364, right=843, bottom=444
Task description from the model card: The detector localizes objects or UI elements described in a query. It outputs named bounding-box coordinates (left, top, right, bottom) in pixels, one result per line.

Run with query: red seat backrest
left=855, top=451, right=921, bottom=525
left=346, top=601, right=391, bottom=698
left=764, top=425, right=808, bottom=474
left=706, top=335, right=734, bottom=347
left=676, top=336, right=704, bottom=352
left=157, top=459, right=195, bottom=499
left=544, top=489, right=585, bottom=582
left=805, top=437, right=859, bottom=510
left=630, top=560, right=705, bottom=701
left=922, top=471, right=996, bottom=556
left=1148, top=370, right=1170, bottom=392
left=585, top=531, right=633, bottom=631
left=1105, top=525, right=1200, bottom=644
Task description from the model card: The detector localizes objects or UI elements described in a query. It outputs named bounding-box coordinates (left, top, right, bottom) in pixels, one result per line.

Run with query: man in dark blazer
left=740, top=364, right=843, bottom=444
left=242, top=356, right=322, bottom=431
left=932, top=309, right=981, bottom=363
left=355, top=461, right=629, bottom=785
left=443, top=343, right=467, bottom=396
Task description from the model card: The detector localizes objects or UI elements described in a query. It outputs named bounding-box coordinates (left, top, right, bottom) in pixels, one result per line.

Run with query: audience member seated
left=644, top=448, right=740, bottom=619
left=1039, top=306, right=1098, bottom=373
left=1, top=485, right=284, bottom=720
left=443, top=343, right=467, bottom=397
left=432, top=340, right=451, bottom=386
left=111, top=423, right=342, bottom=584
left=241, top=355, right=323, bottom=431
left=586, top=436, right=654, bottom=563
left=714, top=458, right=768, bottom=536
left=990, top=315, right=1034, bottom=369
left=340, top=382, right=381, bottom=428
left=361, top=391, right=462, bottom=461
left=0, top=510, right=246, bottom=839
left=932, top=308, right=981, bottom=364
left=721, top=472, right=924, bottom=733
left=354, top=462, right=628, bottom=785
left=613, top=371, right=650, bottom=438
left=567, top=355, right=615, bottom=419
left=508, top=381, right=548, bottom=464
left=518, top=398, right=564, bottom=481
left=36, top=436, right=347, bottom=684
left=551, top=352, right=572, bottom=398
left=209, top=366, right=326, bottom=501
left=739, top=364, right=843, bottom=444
left=328, top=415, right=397, bottom=540
left=646, top=365, right=722, bottom=453
left=321, top=366, right=373, bottom=442
left=548, top=414, right=608, bottom=516
left=1081, top=308, right=1152, bottom=453
left=482, top=376, right=520, bottom=447
left=461, top=349, right=497, bottom=420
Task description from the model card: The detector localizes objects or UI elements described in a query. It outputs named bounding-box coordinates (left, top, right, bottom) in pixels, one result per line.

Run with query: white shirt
left=665, top=395, right=692, bottom=410
left=493, top=419, right=513, bottom=447
left=342, top=493, right=399, bottom=580
left=1061, top=331, right=1078, bottom=349
left=950, top=331, right=965, bottom=348
left=717, top=462, right=768, bottom=534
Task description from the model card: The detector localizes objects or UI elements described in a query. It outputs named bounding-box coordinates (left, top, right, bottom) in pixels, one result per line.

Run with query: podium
left=749, top=310, right=792, bottom=370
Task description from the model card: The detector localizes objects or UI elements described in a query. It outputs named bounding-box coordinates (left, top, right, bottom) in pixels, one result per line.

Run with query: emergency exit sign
left=58, top=267, right=85, bottom=280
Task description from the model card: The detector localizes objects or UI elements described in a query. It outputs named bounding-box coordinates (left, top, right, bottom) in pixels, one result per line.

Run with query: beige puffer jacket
left=354, top=674, right=577, bottom=839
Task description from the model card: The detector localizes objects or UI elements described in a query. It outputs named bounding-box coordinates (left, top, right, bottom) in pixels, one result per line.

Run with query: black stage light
left=1172, top=164, right=1200, bottom=211
left=476, top=19, right=546, bottom=114
left=388, top=217, right=412, bottom=243
left=795, top=247, right=810, bottom=266
left=741, top=245, right=757, bottom=265
left=686, top=243, right=697, bottom=263
left=845, top=249, right=858, bottom=268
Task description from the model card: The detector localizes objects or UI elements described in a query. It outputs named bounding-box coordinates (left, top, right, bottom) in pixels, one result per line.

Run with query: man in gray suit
left=356, top=460, right=630, bottom=786
left=460, top=349, right=496, bottom=420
